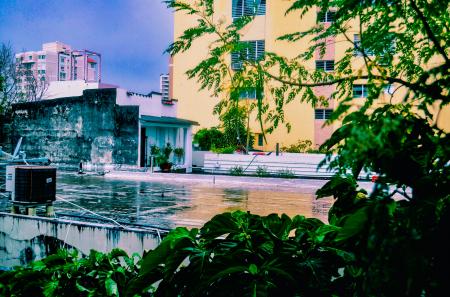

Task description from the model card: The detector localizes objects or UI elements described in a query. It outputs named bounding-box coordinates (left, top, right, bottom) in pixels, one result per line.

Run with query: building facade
left=15, top=41, right=101, bottom=100
left=172, top=1, right=450, bottom=151
left=11, top=87, right=196, bottom=171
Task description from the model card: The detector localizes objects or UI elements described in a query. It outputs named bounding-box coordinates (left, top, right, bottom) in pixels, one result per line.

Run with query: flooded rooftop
left=1, top=171, right=373, bottom=230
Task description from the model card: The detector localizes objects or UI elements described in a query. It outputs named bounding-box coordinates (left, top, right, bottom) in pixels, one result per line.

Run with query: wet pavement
left=0, top=171, right=346, bottom=230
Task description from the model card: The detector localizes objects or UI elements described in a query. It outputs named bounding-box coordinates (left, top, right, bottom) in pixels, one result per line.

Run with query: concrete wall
left=0, top=213, right=164, bottom=268
left=10, top=88, right=139, bottom=165
left=192, top=151, right=209, bottom=167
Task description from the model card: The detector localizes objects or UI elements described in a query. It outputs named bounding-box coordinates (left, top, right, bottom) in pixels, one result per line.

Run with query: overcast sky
left=0, top=0, right=173, bottom=93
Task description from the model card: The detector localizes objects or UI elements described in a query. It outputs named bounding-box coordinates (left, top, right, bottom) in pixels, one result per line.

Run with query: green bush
left=229, top=165, right=244, bottom=176
left=0, top=249, right=141, bottom=297
left=193, top=127, right=224, bottom=151
left=211, top=145, right=236, bottom=154
left=277, top=168, right=295, bottom=178
left=126, top=211, right=346, bottom=297
left=281, top=140, right=313, bottom=153
left=255, top=165, right=270, bottom=177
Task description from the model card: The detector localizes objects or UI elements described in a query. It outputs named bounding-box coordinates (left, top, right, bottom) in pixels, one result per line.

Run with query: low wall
left=0, top=213, right=165, bottom=268
left=192, top=151, right=209, bottom=167
left=203, top=153, right=372, bottom=179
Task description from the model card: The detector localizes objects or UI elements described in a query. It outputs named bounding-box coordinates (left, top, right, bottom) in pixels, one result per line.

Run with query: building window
left=38, top=55, right=46, bottom=59
left=257, top=134, right=264, bottom=146
left=60, top=66, right=65, bottom=71
left=354, top=34, right=374, bottom=56
left=60, top=57, right=65, bottom=63
left=231, top=40, right=265, bottom=70
left=239, top=87, right=259, bottom=99
left=317, top=10, right=335, bottom=23
left=315, top=109, right=333, bottom=120
left=353, top=84, right=368, bottom=98
left=315, top=60, right=335, bottom=72
left=60, top=73, right=66, bottom=80
left=232, top=0, right=266, bottom=18
left=28, top=55, right=32, bottom=60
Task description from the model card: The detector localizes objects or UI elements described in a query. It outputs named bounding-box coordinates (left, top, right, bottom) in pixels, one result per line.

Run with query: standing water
left=0, top=171, right=341, bottom=229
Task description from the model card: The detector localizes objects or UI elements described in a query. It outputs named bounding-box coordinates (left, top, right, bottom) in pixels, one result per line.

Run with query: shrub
left=211, top=145, right=236, bottom=154
left=277, top=168, right=295, bottom=178
left=229, top=165, right=244, bottom=176
left=281, top=140, right=313, bottom=153
left=0, top=249, right=141, bottom=297
left=193, top=127, right=224, bottom=150
left=255, top=165, right=270, bottom=177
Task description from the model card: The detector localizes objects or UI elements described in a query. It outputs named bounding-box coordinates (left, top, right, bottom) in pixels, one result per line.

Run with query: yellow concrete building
left=172, top=1, right=450, bottom=151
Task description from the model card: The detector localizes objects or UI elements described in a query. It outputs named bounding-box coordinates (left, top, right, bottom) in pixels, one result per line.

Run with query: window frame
left=232, top=0, right=266, bottom=19
left=352, top=84, right=368, bottom=98
left=317, top=10, right=336, bottom=23
left=231, top=40, right=265, bottom=70
left=315, top=60, right=335, bottom=72
left=314, top=109, right=333, bottom=120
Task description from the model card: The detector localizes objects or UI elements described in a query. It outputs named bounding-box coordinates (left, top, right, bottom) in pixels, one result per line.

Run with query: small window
left=60, top=73, right=66, bottom=80
left=232, top=0, right=266, bottom=19
left=257, top=134, right=264, bottom=146
left=60, top=57, right=65, bottom=63
left=315, top=60, right=335, bottom=72
left=28, top=55, right=32, bottom=60
left=317, top=11, right=335, bottom=23
left=239, top=87, right=258, bottom=99
left=231, top=40, right=265, bottom=70
left=354, top=34, right=374, bottom=56
left=315, top=109, right=333, bottom=120
left=353, top=84, right=368, bottom=98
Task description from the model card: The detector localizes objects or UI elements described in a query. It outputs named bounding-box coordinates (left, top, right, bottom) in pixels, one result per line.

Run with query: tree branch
left=410, top=0, right=450, bottom=65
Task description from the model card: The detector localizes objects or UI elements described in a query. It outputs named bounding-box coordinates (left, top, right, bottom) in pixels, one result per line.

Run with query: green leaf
left=335, top=206, right=370, bottom=242
left=105, top=277, right=119, bottom=296
left=248, top=264, right=258, bottom=275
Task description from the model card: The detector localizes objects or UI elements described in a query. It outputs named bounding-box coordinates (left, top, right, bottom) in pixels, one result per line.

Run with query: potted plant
left=157, top=143, right=173, bottom=172
left=173, top=147, right=184, bottom=164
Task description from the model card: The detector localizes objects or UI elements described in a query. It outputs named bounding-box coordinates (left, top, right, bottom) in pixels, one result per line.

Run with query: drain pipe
left=243, top=154, right=258, bottom=173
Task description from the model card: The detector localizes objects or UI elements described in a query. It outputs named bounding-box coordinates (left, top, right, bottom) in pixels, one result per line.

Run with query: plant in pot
left=157, top=143, right=173, bottom=172
left=173, top=147, right=184, bottom=164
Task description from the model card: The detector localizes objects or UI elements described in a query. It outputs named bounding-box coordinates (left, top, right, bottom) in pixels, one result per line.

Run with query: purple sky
left=0, top=0, right=173, bottom=93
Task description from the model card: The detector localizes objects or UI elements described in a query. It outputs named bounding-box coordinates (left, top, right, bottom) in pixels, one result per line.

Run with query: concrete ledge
left=0, top=212, right=165, bottom=268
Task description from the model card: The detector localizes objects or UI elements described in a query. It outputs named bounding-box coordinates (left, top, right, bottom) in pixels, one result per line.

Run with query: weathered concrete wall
left=0, top=213, right=164, bottom=267
left=0, top=113, right=12, bottom=154
left=10, top=89, right=139, bottom=165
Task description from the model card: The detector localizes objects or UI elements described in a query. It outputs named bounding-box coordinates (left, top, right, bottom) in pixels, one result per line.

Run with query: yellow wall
left=173, top=1, right=450, bottom=151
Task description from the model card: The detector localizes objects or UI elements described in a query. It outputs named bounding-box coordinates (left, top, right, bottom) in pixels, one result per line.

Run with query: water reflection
left=3, top=172, right=333, bottom=229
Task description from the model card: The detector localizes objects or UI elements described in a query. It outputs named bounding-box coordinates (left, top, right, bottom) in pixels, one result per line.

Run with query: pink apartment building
left=15, top=41, right=101, bottom=96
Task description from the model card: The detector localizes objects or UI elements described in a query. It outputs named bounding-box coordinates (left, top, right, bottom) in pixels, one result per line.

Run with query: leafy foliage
left=229, top=165, right=244, bottom=176
left=281, top=139, right=313, bottom=153
left=193, top=127, right=224, bottom=150
left=127, top=211, right=348, bottom=297
left=0, top=249, right=141, bottom=297
left=255, top=165, right=270, bottom=177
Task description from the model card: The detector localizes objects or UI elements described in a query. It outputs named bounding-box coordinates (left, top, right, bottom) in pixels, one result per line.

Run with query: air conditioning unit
left=6, top=166, right=56, bottom=203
